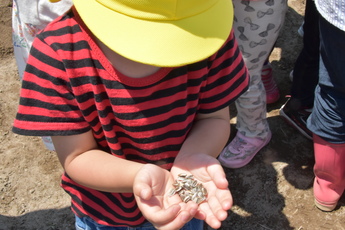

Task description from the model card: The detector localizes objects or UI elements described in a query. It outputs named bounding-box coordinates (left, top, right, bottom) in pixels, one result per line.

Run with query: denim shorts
left=75, top=215, right=204, bottom=230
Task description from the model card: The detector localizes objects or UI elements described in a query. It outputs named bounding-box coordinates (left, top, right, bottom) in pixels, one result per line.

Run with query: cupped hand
left=171, top=154, right=233, bottom=229
left=133, top=164, right=198, bottom=230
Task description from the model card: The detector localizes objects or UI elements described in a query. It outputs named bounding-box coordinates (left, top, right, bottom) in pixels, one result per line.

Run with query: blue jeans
left=75, top=215, right=204, bottom=230
left=307, top=15, right=345, bottom=143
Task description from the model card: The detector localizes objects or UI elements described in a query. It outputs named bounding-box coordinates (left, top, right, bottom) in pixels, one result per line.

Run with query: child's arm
left=52, top=131, right=143, bottom=193
left=171, top=106, right=233, bottom=229
left=52, top=132, right=198, bottom=229
left=178, top=106, right=231, bottom=159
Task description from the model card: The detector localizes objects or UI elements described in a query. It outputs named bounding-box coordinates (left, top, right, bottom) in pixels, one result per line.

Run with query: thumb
left=133, top=171, right=153, bottom=200
left=139, top=185, right=153, bottom=200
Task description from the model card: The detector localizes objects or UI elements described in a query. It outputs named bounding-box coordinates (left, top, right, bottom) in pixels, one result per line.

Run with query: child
left=12, top=0, right=73, bottom=150
left=12, top=0, right=249, bottom=229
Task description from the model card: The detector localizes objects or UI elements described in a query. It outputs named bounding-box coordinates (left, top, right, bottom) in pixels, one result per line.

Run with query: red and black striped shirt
left=13, top=10, right=249, bottom=227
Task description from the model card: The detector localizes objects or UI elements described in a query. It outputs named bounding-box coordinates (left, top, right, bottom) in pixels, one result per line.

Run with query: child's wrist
left=174, top=152, right=209, bottom=166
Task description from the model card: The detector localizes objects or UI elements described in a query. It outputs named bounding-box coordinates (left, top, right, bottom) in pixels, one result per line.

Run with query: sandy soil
left=1, top=0, right=345, bottom=229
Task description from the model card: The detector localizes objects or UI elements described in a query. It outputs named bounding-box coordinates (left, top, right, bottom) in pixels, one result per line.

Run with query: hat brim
left=73, top=0, right=234, bottom=67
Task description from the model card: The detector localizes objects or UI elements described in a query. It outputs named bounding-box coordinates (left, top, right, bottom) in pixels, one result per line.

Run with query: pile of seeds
left=168, top=173, right=207, bottom=204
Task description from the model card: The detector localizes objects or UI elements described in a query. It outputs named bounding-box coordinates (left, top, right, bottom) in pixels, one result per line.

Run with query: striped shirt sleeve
left=198, top=30, right=249, bottom=113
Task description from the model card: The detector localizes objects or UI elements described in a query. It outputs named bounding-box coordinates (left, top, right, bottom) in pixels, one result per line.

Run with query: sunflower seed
left=168, top=173, right=207, bottom=205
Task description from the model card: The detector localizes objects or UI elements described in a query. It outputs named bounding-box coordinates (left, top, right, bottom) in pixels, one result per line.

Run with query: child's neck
left=96, top=39, right=161, bottom=78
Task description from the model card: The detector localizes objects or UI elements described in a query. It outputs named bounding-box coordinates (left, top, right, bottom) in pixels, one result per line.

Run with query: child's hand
left=171, top=154, right=233, bottom=229
left=133, top=164, right=198, bottom=230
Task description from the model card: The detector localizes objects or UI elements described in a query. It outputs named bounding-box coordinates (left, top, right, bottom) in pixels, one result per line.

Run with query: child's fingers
left=193, top=209, right=206, bottom=221
left=145, top=204, right=184, bottom=229
left=209, top=193, right=229, bottom=222
left=217, top=189, right=232, bottom=212
left=207, top=164, right=229, bottom=189
left=198, top=201, right=223, bottom=229
left=153, top=208, right=196, bottom=230
left=153, top=201, right=198, bottom=229
left=197, top=188, right=231, bottom=229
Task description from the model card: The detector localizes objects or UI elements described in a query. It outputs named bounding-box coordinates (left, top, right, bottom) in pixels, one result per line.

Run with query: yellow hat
left=73, top=0, right=234, bottom=67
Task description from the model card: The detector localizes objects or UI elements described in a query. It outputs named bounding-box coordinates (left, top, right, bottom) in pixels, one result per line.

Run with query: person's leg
left=307, top=16, right=345, bottom=143
left=261, top=59, right=280, bottom=104
left=290, top=0, right=319, bottom=107
left=313, top=134, right=345, bottom=211
left=308, top=15, right=345, bottom=211
left=279, top=0, right=320, bottom=140
left=233, top=0, right=287, bottom=139
left=219, top=0, right=287, bottom=168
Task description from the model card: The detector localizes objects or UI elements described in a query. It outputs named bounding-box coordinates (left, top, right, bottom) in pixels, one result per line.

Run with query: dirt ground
left=1, top=0, right=345, bottom=229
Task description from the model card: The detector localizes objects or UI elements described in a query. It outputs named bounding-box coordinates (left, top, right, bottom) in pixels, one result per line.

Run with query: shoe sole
left=279, top=108, right=312, bottom=140
left=314, top=199, right=336, bottom=212
left=219, top=131, right=272, bottom=169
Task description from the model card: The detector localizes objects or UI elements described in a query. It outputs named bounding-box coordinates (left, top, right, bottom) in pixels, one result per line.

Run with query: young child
left=12, top=0, right=73, bottom=150
left=12, top=0, right=249, bottom=229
